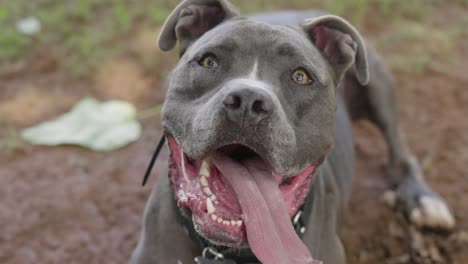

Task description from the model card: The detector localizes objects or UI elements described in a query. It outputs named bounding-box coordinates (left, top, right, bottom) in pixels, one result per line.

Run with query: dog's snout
left=223, top=88, right=273, bottom=125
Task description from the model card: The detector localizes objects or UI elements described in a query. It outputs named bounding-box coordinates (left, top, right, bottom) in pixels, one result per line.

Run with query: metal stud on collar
left=300, top=226, right=306, bottom=234
left=202, top=247, right=225, bottom=261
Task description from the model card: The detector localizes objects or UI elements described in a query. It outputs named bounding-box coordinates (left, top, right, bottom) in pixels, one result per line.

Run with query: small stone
left=16, top=17, right=41, bottom=35
left=381, top=190, right=398, bottom=208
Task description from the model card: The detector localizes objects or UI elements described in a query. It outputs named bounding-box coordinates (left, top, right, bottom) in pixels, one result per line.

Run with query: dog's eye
left=292, top=68, right=313, bottom=85
left=199, top=55, right=218, bottom=68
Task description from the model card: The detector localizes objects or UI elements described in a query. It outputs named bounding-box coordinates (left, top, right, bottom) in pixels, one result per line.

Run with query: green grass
left=0, top=0, right=466, bottom=77
left=0, top=0, right=176, bottom=76
left=0, top=3, right=31, bottom=61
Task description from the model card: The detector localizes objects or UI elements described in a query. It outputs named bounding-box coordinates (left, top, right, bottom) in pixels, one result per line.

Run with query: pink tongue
left=212, top=155, right=321, bottom=264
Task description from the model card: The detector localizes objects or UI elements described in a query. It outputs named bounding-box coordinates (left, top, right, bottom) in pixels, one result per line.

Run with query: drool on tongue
left=211, top=154, right=322, bottom=264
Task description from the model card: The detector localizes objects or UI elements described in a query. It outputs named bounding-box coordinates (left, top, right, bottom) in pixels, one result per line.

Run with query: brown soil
left=1, top=14, right=467, bottom=264
left=343, top=69, right=468, bottom=264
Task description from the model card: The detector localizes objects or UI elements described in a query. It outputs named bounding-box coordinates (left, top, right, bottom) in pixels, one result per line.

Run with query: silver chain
left=202, top=247, right=225, bottom=261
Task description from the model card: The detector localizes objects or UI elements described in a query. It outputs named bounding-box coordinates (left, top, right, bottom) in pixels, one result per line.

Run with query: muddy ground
left=1, top=4, right=467, bottom=264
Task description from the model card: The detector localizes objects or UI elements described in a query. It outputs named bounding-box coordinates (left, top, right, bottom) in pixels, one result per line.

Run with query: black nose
left=222, top=88, right=273, bottom=126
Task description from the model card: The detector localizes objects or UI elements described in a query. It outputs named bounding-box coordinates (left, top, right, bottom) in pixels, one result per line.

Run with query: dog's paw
left=382, top=154, right=456, bottom=231
left=382, top=189, right=455, bottom=231
left=410, top=195, right=455, bottom=230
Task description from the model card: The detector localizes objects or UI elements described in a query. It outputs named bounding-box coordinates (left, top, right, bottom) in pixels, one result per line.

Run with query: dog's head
left=157, top=0, right=368, bottom=261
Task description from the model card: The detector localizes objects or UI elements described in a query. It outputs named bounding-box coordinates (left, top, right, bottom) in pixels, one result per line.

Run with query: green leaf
left=21, top=98, right=142, bottom=151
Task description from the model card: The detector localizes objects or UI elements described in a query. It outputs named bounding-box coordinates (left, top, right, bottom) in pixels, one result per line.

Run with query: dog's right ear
left=158, top=0, right=239, bottom=54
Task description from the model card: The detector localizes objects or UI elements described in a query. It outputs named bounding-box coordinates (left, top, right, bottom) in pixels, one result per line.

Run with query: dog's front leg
left=343, top=46, right=455, bottom=230
left=130, top=169, right=201, bottom=264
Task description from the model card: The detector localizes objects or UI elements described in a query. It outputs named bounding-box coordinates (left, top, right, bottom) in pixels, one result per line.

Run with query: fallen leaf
left=21, top=98, right=141, bottom=151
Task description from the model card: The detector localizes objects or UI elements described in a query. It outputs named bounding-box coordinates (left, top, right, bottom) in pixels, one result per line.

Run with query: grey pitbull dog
left=130, top=1, right=455, bottom=263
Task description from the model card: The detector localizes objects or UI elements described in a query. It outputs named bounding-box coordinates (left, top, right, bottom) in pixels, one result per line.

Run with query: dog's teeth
left=223, top=220, right=230, bottom=226
left=206, top=198, right=216, bottom=214
left=181, top=149, right=189, bottom=180
left=200, top=161, right=210, bottom=177
left=203, top=187, right=213, bottom=196
left=200, top=176, right=208, bottom=187
left=210, top=194, right=216, bottom=201
left=230, top=220, right=237, bottom=226
left=211, top=214, right=217, bottom=221
left=217, top=218, right=222, bottom=223
left=236, top=220, right=243, bottom=227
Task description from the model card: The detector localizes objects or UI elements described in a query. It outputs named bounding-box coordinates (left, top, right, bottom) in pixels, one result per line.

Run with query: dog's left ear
left=302, top=15, right=369, bottom=85
left=158, top=0, right=239, bottom=54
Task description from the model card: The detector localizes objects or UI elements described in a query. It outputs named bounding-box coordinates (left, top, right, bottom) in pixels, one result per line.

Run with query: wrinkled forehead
left=186, top=18, right=330, bottom=83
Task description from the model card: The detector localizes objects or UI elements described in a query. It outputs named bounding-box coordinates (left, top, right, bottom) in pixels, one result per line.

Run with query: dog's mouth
left=168, top=136, right=320, bottom=263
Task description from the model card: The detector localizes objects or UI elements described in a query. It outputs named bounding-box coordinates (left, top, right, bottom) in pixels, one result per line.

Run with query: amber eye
left=199, top=55, right=218, bottom=68
left=292, top=69, right=313, bottom=85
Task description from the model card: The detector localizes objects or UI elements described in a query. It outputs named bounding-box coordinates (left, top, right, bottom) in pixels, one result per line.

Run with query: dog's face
left=157, top=0, right=368, bottom=257
left=166, top=18, right=335, bottom=178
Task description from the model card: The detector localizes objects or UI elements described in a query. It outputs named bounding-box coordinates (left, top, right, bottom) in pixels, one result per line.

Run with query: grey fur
left=131, top=1, right=455, bottom=263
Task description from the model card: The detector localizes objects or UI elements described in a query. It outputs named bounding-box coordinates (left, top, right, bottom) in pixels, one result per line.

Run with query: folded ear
left=158, top=0, right=239, bottom=54
left=302, top=15, right=369, bottom=85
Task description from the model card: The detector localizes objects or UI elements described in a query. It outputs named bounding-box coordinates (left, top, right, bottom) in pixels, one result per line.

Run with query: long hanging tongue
left=212, top=155, right=321, bottom=264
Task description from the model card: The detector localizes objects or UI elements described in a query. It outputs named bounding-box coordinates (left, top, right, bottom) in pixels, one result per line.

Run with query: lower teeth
left=210, top=213, right=243, bottom=227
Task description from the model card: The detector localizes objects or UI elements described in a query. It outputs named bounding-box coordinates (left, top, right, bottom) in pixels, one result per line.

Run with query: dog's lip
left=167, top=135, right=324, bottom=247
left=182, top=142, right=260, bottom=164
left=196, top=140, right=263, bottom=161
left=164, top=131, right=324, bottom=178
left=212, top=142, right=325, bottom=179
left=215, top=142, right=261, bottom=160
